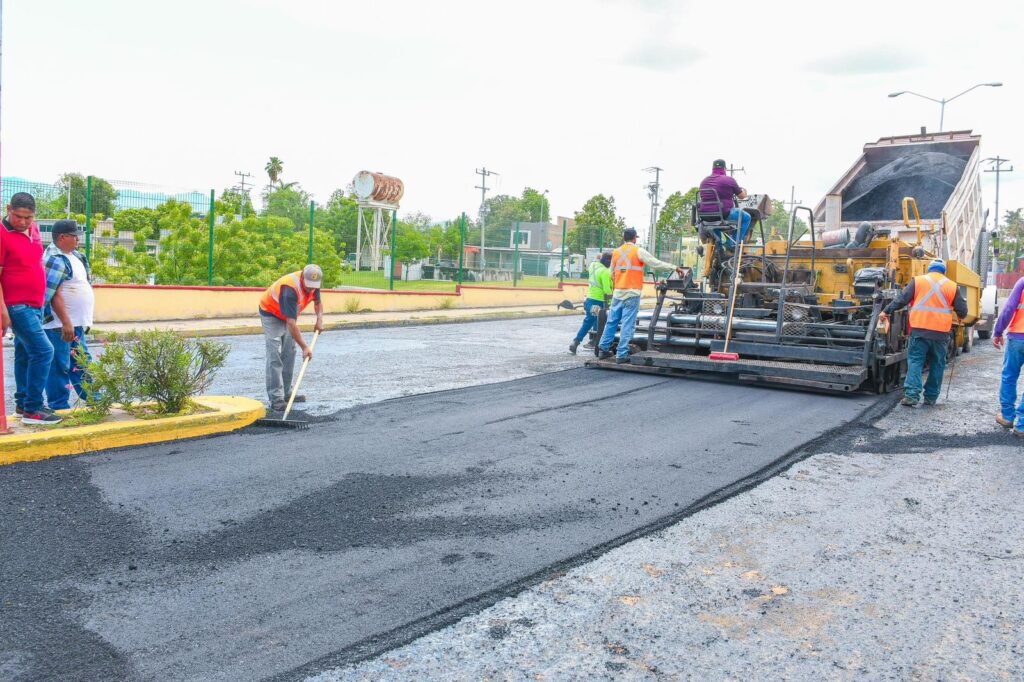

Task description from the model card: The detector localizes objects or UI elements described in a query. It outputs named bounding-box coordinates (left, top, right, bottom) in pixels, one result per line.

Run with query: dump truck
left=815, top=130, right=986, bottom=268
left=586, top=193, right=981, bottom=394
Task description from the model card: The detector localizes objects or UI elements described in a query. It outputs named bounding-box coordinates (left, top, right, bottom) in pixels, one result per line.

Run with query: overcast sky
left=3, top=0, right=1021, bottom=234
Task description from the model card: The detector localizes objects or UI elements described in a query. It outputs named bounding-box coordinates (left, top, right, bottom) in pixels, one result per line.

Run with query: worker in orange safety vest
left=258, top=264, right=325, bottom=411
left=877, top=258, right=967, bottom=407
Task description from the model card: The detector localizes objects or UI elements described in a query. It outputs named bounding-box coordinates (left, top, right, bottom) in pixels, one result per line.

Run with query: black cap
left=8, top=192, right=36, bottom=211
left=713, top=159, right=727, bottom=170
left=623, top=228, right=638, bottom=242
left=52, top=219, right=83, bottom=237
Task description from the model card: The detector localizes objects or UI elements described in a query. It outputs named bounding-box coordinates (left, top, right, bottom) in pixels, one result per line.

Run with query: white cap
left=302, top=264, right=324, bottom=289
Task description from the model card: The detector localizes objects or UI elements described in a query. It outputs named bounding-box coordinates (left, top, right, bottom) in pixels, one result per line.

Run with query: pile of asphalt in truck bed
left=842, top=151, right=967, bottom=221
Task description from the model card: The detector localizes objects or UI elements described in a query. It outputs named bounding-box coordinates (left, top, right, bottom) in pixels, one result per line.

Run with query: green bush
left=85, top=331, right=230, bottom=415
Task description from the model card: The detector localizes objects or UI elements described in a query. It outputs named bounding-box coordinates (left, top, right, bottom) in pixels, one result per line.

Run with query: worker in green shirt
left=570, top=251, right=613, bottom=354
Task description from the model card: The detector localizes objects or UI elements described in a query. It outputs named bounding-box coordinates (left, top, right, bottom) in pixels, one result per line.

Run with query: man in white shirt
left=42, top=220, right=96, bottom=410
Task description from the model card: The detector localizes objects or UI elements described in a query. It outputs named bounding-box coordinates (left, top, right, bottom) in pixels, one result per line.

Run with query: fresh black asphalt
left=0, top=367, right=877, bottom=681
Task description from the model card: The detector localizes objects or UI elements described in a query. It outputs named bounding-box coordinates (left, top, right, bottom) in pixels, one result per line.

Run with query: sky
left=3, top=0, right=1022, bottom=236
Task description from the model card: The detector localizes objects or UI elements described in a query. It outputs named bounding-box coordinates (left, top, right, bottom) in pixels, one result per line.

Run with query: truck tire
left=962, top=329, right=973, bottom=353
left=976, top=329, right=991, bottom=340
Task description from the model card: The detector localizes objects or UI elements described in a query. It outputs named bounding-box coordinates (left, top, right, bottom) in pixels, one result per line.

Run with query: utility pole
left=984, top=157, right=1014, bottom=268
left=233, top=170, right=254, bottom=217
left=784, top=185, right=802, bottom=214
left=475, top=167, right=498, bottom=272
left=643, top=167, right=662, bottom=252
left=728, top=163, right=745, bottom=177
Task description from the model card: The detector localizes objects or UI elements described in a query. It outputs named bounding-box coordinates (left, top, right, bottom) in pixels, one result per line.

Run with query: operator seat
left=695, top=188, right=740, bottom=249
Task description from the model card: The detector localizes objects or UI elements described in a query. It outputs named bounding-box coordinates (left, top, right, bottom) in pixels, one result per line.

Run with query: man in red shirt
left=0, top=193, right=59, bottom=424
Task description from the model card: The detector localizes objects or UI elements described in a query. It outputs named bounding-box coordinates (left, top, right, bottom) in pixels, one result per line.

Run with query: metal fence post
left=513, top=221, right=520, bottom=287
left=560, top=220, right=567, bottom=285
left=84, top=175, right=93, bottom=262
left=457, top=212, right=466, bottom=287
left=308, top=200, right=315, bottom=265
left=389, top=210, right=397, bottom=291
left=599, top=226, right=604, bottom=251
left=207, top=189, right=215, bottom=285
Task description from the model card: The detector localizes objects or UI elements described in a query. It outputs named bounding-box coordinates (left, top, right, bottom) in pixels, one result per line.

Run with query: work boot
left=1014, top=429, right=1024, bottom=439
left=598, top=349, right=614, bottom=360
left=615, top=355, right=631, bottom=365
left=923, top=397, right=937, bottom=406
left=900, top=396, right=918, bottom=407
left=291, top=394, right=307, bottom=403
left=583, top=341, right=595, bottom=349
left=569, top=341, right=579, bottom=355
left=271, top=399, right=288, bottom=412
left=996, top=415, right=1014, bottom=429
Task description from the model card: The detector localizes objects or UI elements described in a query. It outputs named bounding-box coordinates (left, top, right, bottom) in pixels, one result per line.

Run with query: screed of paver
left=0, top=359, right=874, bottom=681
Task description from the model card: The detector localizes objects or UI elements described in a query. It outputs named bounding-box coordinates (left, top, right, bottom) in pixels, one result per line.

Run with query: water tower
left=353, top=171, right=404, bottom=271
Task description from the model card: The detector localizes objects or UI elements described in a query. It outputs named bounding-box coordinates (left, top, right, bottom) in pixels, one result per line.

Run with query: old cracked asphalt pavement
left=3, top=317, right=884, bottom=680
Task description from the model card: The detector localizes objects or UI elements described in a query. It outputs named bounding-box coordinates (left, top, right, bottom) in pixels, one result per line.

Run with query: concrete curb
left=90, top=309, right=580, bottom=339
left=0, top=396, right=265, bottom=466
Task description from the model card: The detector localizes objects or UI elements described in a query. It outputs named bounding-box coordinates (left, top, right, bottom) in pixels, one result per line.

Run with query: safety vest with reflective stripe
left=259, top=271, right=315, bottom=320
left=908, top=272, right=957, bottom=333
left=1007, top=298, right=1024, bottom=334
left=587, top=261, right=612, bottom=301
left=611, top=243, right=645, bottom=290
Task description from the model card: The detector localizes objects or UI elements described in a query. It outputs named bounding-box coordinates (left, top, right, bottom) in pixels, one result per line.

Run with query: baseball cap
left=927, top=258, right=946, bottom=274
left=52, top=219, right=83, bottom=237
left=713, top=159, right=727, bottom=170
left=302, top=263, right=324, bottom=289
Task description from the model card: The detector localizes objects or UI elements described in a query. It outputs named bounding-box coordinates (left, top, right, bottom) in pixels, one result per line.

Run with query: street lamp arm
left=946, top=82, right=1002, bottom=104
left=890, top=90, right=944, bottom=104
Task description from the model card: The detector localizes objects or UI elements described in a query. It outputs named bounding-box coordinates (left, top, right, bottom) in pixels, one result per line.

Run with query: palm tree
left=265, top=157, right=284, bottom=187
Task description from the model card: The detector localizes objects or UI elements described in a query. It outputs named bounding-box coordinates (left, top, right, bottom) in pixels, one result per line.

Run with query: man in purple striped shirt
left=993, top=276, right=1024, bottom=435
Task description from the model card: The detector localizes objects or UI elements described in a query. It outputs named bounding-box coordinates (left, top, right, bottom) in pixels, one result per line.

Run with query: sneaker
left=270, top=399, right=288, bottom=412
left=615, top=355, right=631, bottom=365
left=1014, top=429, right=1024, bottom=439
left=291, top=394, right=306, bottom=403
left=996, top=415, right=1014, bottom=429
left=598, top=349, right=614, bottom=360
left=22, top=409, right=62, bottom=425
left=14, top=405, right=24, bottom=416
left=923, top=398, right=937, bottom=406
left=900, top=397, right=918, bottom=407
left=569, top=341, right=579, bottom=355
left=583, top=341, right=595, bottom=349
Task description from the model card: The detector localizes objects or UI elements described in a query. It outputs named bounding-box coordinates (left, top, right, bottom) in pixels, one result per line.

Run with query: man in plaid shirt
left=42, top=220, right=96, bottom=410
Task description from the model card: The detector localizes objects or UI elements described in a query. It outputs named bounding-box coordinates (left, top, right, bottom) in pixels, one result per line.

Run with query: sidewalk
left=318, top=343, right=1024, bottom=680
left=90, top=303, right=585, bottom=338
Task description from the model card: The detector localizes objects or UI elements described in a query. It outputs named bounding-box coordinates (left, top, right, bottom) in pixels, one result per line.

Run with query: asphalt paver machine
left=587, top=197, right=980, bottom=393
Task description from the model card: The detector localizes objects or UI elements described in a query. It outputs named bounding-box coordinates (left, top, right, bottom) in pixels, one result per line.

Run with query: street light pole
left=888, top=82, right=1002, bottom=132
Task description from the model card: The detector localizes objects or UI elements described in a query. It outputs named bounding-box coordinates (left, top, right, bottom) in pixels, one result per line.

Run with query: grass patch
left=343, top=297, right=362, bottom=313
left=52, top=409, right=107, bottom=429
left=125, top=400, right=213, bottom=420
left=438, top=297, right=455, bottom=310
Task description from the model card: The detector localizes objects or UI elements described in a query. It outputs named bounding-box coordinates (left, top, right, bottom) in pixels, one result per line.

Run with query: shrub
left=85, top=331, right=230, bottom=415
left=343, top=297, right=361, bottom=313
left=438, top=297, right=455, bottom=310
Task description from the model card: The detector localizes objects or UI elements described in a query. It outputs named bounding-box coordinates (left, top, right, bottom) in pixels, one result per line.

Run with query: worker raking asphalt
left=0, top=362, right=878, bottom=681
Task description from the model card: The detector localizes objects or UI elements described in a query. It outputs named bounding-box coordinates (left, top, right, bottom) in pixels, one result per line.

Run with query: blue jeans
left=728, top=209, right=752, bottom=243
left=998, top=338, right=1024, bottom=428
left=45, top=326, right=93, bottom=410
left=598, top=296, right=641, bottom=359
left=904, top=335, right=947, bottom=401
left=574, top=298, right=605, bottom=344
left=9, top=305, right=54, bottom=413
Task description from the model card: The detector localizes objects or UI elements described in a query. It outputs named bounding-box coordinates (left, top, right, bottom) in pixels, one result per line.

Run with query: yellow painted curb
left=0, top=396, right=266, bottom=466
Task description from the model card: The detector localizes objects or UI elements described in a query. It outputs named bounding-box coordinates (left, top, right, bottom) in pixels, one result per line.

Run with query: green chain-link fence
left=3, top=174, right=704, bottom=292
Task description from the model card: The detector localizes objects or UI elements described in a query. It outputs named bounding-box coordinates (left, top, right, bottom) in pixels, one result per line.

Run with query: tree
left=264, top=183, right=311, bottom=230
left=314, top=188, right=359, bottom=254
left=265, top=157, right=284, bottom=187
left=394, top=222, right=430, bottom=261
left=656, top=188, right=699, bottom=248
left=40, top=173, right=118, bottom=218
left=1001, top=208, right=1024, bottom=269
left=763, top=199, right=807, bottom=241
left=521, top=187, right=551, bottom=223
left=567, top=194, right=626, bottom=254
left=216, top=188, right=254, bottom=219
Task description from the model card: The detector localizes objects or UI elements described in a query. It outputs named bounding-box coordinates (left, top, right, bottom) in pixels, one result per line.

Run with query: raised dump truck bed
left=815, top=130, right=984, bottom=266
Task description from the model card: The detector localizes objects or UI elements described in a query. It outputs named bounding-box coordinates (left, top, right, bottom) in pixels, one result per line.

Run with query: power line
left=475, top=167, right=499, bottom=271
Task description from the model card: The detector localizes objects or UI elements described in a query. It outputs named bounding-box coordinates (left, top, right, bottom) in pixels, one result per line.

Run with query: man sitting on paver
left=42, top=220, right=96, bottom=410
left=0, top=192, right=59, bottom=424
left=992, top=275, right=1024, bottom=436
left=878, top=258, right=967, bottom=407
left=258, top=264, right=325, bottom=411
left=570, top=251, right=613, bottom=355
